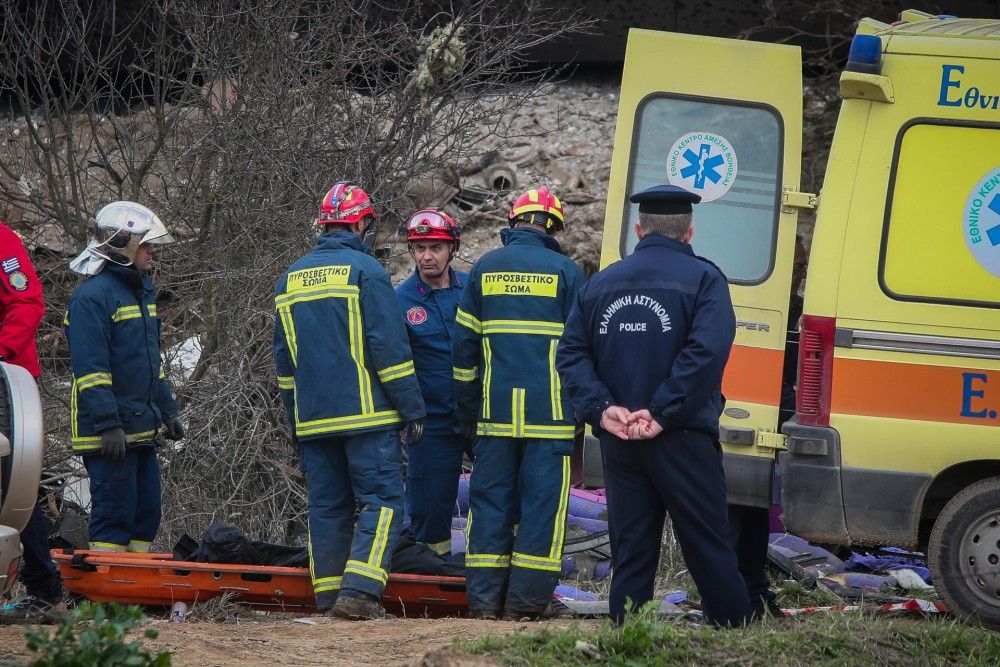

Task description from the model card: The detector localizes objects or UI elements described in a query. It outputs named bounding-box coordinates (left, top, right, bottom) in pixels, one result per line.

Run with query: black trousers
left=727, top=503, right=775, bottom=610
left=601, top=429, right=751, bottom=626
left=19, top=498, right=62, bottom=602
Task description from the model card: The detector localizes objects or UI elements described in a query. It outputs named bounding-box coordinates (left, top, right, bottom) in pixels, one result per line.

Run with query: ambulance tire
left=929, top=477, right=1000, bottom=630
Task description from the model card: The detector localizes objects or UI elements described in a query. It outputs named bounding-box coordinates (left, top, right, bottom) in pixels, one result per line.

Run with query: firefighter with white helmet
left=273, top=182, right=425, bottom=620
left=64, top=201, right=184, bottom=554
left=452, top=187, right=586, bottom=619
left=395, top=208, right=470, bottom=558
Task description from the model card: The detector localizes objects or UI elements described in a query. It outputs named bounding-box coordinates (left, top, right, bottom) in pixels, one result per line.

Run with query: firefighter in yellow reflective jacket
left=452, top=187, right=586, bottom=619
left=273, top=183, right=425, bottom=620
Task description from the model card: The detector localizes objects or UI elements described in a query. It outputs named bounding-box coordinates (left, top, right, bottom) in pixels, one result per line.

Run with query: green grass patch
left=462, top=605, right=1000, bottom=666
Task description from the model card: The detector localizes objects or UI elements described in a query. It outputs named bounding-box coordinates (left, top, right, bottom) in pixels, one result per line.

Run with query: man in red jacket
left=0, top=221, right=62, bottom=619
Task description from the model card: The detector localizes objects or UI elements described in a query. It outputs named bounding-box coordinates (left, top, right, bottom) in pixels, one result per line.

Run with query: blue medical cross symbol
left=680, top=143, right=725, bottom=190
left=987, top=193, right=1000, bottom=246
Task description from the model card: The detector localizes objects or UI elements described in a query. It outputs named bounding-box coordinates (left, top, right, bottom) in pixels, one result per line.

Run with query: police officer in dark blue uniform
left=395, top=208, right=470, bottom=557
left=557, top=184, right=751, bottom=627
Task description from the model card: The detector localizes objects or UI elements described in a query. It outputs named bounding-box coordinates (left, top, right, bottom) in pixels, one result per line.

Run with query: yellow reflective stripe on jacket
left=377, top=360, right=415, bottom=383
left=71, top=429, right=159, bottom=451
left=76, top=372, right=112, bottom=391
left=481, top=320, right=564, bottom=336
left=549, top=455, right=571, bottom=561
left=549, top=340, right=563, bottom=421
left=277, top=306, right=298, bottom=365
left=465, top=553, right=512, bottom=568
left=455, top=307, right=482, bottom=334
left=312, top=576, right=343, bottom=593
left=274, top=284, right=360, bottom=309
left=344, top=559, right=388, bottom=584
left=90, top=542, right=127, bottom=552
left=512, top=388, right=526, bottom=438
left=63, top=311, right=70, bottom=326
left=295, top=410, right=401, bottom=437
left=146, top=304, right=157, bottom=317
left=277, top=375, right=295, bottom=390
left=111, top=305, right=142, bottom=322
left=482, top=338, right=492, bottom=420
left=347, top=295, right=374, bottom=413
left=475, top=422, right=576, bottom=440
left=511, top=552, right=563, bottom=572
left=452, top=366, right=478, bottom=382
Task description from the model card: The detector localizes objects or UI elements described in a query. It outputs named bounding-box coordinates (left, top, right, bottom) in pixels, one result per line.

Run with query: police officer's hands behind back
left=163, top=415, right=185, bottom=441
left=600, top=406, right=634, bottom=440
left=408, top=419, right=424, bottom=445
left=100, top=427, right=127, bottom=460
left=627, top=409, right=663, bottom=440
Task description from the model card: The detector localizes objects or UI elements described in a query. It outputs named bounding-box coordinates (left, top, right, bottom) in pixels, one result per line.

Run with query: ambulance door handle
left=781, top=188, right=818, bottom=214
left=720, top=425, right=755, bottom=446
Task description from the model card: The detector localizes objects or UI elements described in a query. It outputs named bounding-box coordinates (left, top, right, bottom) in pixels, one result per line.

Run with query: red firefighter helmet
left=316, top=182, right=377, bottom=225
left=405, top=208, right=460, bottom=250
left=508, top=186, right=565, bottom=232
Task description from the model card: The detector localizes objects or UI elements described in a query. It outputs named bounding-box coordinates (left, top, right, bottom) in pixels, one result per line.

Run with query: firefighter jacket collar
left=499, top=227, right=564, bottom=254
left=634, top=232, right=694, bottom=257
left=105, top=263, right=155, bottom=296
left=317, top=230, right=369, bottom=254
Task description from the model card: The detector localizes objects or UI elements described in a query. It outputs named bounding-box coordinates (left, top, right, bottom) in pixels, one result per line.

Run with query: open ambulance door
left=601, top=29, right=810, bottom=507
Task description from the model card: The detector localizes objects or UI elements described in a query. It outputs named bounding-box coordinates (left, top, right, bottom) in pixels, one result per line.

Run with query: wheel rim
left=957, top=509, right=1000, bottom=607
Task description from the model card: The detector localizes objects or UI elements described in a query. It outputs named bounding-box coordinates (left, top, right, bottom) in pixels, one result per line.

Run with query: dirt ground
left=0, top=616, right=581, bottom=666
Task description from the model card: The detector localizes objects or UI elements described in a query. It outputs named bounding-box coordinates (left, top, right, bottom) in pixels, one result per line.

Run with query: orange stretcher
left=53, top=549, right=468, bottom=617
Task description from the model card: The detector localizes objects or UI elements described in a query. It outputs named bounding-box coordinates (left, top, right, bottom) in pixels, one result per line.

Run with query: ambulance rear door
left=601, top=29, right=808, bottom=506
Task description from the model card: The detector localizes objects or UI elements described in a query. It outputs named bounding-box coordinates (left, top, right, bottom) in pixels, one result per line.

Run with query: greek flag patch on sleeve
left=1, top=257, right=20, bottom=274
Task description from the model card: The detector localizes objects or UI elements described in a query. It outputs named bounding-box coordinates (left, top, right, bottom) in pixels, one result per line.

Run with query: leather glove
left=100, top=427, right=127, bottom=461
left=163, top=416, right=185, bottom=441
left=459, top=419, right=477, bottom=442
left=408, top=419, right=424, bottom=445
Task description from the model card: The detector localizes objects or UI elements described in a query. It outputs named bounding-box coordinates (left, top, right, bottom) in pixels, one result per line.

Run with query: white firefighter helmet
left=70, top=201, right=174, bottom=275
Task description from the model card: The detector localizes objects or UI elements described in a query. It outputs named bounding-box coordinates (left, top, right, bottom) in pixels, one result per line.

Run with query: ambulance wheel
left=929, top=477, right=1000, bottom=629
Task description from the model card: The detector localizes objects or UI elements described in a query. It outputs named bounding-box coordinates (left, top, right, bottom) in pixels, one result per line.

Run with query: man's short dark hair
left=638, top=212, right=692, bottom=241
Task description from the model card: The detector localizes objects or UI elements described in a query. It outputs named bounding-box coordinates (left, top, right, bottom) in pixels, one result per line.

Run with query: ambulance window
left=621, top=95, right=783, bottom=284
left=881, top=122, right=1000, bottom=308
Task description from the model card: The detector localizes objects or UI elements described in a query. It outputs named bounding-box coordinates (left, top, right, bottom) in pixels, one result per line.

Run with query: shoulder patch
left=8, top=270, right=28, bottom=291
left=1, top=257, right=20, bottom=274
left=407, top=306, right=428, bottom=326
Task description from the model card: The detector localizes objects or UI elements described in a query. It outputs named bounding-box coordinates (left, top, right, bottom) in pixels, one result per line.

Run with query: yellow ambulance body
left=602, top=10, right=1000, bottom=625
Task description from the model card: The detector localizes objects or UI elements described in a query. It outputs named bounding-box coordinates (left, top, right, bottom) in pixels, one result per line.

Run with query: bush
left=24, top=602, right=171, bottom=667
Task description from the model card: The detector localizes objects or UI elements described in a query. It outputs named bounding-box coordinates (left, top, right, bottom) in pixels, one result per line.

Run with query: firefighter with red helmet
left=452, top=187, right=586, bottom=619
left=395, top=208, right=469, bottom=558
left=273, top=182, right=425, bottom=620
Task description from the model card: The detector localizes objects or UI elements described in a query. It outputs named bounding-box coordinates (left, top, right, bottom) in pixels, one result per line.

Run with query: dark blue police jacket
left=557, top=233, right=735, bottom=438
left=65, top=264, right=178, bottom=453
left=396, top=267, right=467, bottom=438
left=273, top=231, right=425, bottom=441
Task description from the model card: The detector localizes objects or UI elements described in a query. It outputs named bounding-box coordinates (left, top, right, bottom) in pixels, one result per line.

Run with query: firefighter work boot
left=329, top=589, right=386, bottom=621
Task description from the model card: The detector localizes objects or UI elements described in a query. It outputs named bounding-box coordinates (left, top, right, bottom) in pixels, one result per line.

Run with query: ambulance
left=600, top=10, right=1000, bottom=625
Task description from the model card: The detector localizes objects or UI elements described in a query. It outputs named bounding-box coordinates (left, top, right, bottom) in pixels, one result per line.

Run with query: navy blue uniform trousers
left=466, top=436, right=572, bottom=615
left=84, top=446, right=161, bottom=552
left=19, top=498, right=62, bottom=601
left=406, top=434, right=472, bottom=556
left=300, top=430, right=404, bottom=610
left=602, top=429, right=751, bottom=626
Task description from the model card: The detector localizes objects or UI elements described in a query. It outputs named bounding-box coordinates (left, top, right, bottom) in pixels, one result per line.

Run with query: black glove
left=408, top=419, right=424, bottom=445
left=163, top=416, right=185, bottom=441
left=459, top=419, right=477, bottom=442
left=100, top=427, right=127, bottom=461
